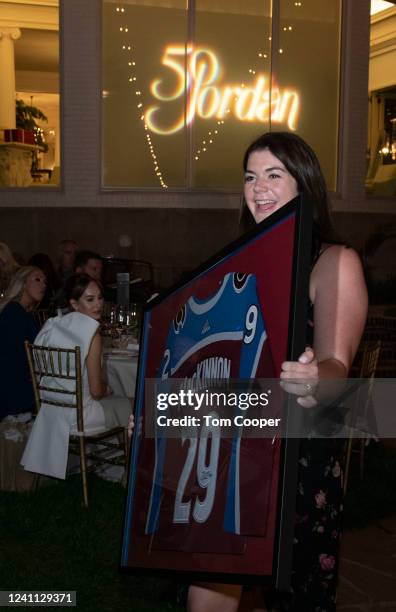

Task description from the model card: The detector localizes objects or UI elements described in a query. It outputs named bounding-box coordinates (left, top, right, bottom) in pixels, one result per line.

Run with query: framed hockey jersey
left=121, top=195, right=312, bottom=588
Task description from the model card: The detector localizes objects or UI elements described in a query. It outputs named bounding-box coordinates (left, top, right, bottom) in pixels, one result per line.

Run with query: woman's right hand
left=280, top=347, right=318, bottom=408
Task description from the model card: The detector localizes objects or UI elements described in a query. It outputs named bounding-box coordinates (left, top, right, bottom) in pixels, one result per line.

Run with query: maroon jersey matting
left=121, top=195, right=312, bottom=589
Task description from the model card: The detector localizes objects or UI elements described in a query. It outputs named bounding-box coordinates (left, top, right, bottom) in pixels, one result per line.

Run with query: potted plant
left=5, top=99, right=48, bottom=146
left=4, top=99, right=49, bottom=173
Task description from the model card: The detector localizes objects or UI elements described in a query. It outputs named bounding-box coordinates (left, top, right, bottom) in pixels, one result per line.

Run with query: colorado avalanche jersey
left=159, top=272, right=267, bottom=380
left=145, top=272, right=276, bottom=552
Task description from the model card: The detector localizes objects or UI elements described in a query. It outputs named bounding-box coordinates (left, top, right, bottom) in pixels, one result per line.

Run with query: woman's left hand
left=280, top=347, right=318, bottom=407
left=127, top=413, right=135, bottom=438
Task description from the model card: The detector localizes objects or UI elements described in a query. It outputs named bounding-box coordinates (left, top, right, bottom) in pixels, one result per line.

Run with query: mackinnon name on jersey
left=182, top=356, right=231, bottom=390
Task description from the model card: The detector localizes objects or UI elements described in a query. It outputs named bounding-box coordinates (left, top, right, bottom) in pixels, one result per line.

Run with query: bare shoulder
left=310, top=244, right=366, bottom=301
left=313, top=244, right=363, bottom=275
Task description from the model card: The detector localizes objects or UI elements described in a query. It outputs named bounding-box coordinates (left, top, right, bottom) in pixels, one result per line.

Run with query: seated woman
left=28, top=252, right=61, bottom=312
left=21, top=273, right=131, bottom=480
left=0, top=266, right=46, bottom=421
left=0, top=266, right=46, bottom=491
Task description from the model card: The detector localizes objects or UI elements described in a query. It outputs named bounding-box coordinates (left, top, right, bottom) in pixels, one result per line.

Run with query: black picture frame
left=121, top=195, right=312, bottom=589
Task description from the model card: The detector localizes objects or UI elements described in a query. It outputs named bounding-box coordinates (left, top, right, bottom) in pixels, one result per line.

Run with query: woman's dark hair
left=240, top=132, right=338, bottom=258
left=64, top=273, right=103, bottom=307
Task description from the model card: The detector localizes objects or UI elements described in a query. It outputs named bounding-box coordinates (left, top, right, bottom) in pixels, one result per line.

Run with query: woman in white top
left=66, top=273, right=114, bottom=420
left=22, top=274, right=130, bottom=479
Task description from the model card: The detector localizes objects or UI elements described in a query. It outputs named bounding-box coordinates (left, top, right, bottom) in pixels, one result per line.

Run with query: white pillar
left=54, top=119, right=60, bottom=167
left=0, top=27, right=21, bottom=129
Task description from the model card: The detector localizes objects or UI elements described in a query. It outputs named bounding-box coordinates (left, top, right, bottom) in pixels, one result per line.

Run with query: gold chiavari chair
left=376, top=340, right=396, bottom=377
left=25, top=342, right=128, bottom=507
left=363, top=315, right=396, bottom=343
left=344, top=340, right=381, bottom=493
left=32, top=309, right=50, bottom=329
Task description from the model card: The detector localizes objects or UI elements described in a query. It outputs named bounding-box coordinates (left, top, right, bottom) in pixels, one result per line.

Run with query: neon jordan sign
left=145, top=45, right=301, bottom=136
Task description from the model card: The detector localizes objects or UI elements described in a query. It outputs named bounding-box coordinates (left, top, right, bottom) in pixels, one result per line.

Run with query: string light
left=114, top=5, right=296, bottom=177
left=194, top=127, right=222, bottom=162
left=115, top=4, right=167, bottom=188
left=192, top=27, right=291, bottom=163
left=34, top=126, right=45, bottom=144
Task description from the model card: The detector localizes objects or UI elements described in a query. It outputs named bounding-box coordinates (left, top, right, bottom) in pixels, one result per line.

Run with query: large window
left=0, top=0, right=60, bottom=188
left=102, top=0, right=341, bottom=191
left=367, top=1, right=396, bottom=196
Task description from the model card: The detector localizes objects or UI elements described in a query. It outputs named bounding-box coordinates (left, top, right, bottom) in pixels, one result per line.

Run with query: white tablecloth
left=103, top=351, right=138, bottom=398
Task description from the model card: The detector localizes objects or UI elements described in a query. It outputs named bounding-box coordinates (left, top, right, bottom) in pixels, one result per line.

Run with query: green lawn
left=1, top=442, right=396, bottom=611
left=0, top=476, right=183, bottom=612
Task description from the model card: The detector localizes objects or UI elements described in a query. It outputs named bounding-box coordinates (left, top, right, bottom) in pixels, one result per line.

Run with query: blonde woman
left=0, top=266, right=46, bottom=419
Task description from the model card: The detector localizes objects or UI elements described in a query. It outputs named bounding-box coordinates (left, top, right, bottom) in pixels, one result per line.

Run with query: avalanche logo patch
left=173, top=304, right=187, bottom=334
left=233, top=272, right=250, bottom=293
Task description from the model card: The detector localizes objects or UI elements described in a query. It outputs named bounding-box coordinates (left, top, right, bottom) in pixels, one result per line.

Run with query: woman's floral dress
left=289, top=300, right=345, bottom=612
left=291, top=438, right=344, bottom=611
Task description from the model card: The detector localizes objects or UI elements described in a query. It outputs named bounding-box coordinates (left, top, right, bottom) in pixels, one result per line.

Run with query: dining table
left=102, top=343, right=139, bottom=399
left=97, top=342, right=139, bottom=482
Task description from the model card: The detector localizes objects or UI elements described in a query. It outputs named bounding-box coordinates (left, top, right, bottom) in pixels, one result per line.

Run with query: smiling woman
left=187, top=132, right=368, bottom=612
left=243, top=149, right=299, bottom=223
